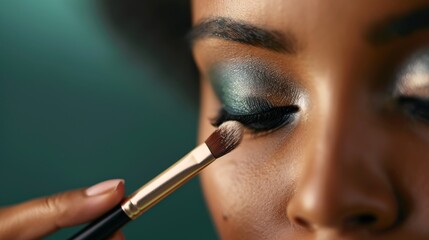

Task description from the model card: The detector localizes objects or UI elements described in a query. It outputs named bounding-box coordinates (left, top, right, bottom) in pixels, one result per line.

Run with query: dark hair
left=97, top=0, right=198, bottom=106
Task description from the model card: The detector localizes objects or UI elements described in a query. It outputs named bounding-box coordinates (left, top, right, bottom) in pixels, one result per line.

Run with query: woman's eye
left=397, top=96, right=429, bottom=122
left=212, top=106, right=299, bottom=133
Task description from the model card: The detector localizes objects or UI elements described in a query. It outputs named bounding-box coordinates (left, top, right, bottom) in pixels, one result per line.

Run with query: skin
left=0, top=179, right=125, bottom=240
left=193, top=0, right=429, bottom=239
left=2, top=1, right=428, bottom=239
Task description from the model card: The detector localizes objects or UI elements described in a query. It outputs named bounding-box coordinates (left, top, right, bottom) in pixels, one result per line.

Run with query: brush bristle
left=205, top=121, right=244, bottom=158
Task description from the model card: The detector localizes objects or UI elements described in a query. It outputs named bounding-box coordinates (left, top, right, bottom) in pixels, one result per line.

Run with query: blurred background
left=0, top=0, right=217, bottom=239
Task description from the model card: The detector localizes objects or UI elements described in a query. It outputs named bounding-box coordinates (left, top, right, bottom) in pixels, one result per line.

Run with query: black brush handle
left=68, top=204, right=131, bottom=240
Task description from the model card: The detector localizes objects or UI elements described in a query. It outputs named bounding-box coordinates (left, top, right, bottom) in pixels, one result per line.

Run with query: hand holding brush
left=69, top=121, right=244, bottom=240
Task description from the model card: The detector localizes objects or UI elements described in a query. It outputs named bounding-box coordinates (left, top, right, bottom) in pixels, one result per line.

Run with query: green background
left=0, top=1, right=216, bottom=239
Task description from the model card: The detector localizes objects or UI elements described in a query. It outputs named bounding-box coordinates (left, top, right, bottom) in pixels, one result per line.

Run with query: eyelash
left=397, top=96, right=429, bottom=122
left=210, top=95, right=429, bottom=133
left=211, top=105, right=299, bottom=134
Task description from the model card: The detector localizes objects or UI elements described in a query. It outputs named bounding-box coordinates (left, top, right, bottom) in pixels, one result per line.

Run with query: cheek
left=201, top=128, right=303, bottom=239
left=388, top=126, right=429, bottom=232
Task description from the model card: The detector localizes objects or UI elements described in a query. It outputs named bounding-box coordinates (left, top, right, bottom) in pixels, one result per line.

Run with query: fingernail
left=86, top=179, right=124, bottom=196
left=109, top=231, right=125, bottom=240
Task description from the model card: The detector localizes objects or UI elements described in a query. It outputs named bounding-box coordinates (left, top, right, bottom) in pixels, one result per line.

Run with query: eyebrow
left=368, top=6, right=429, bottom=45
left=189, top=17, right=298, bottom=54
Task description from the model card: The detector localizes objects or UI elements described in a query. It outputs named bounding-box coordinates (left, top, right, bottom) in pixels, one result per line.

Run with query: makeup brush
left=69, top=121, right=244, bottom=240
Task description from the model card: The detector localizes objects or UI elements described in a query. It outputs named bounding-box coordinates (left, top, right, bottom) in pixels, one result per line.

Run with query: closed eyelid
left=394, top=47, right=429, bottom=96
left=208, top=61, right=302, bottom=115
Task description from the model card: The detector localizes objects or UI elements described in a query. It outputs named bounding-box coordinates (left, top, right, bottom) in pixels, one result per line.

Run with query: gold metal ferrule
left=121, top=143, right=214, bottom=219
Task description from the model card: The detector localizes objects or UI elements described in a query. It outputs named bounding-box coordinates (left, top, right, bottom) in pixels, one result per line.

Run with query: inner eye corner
left=394, top=95, right=429, bottom=123
left=282, top=104, right=300, bottom=114
left=291, top=104, right=300, bottom=111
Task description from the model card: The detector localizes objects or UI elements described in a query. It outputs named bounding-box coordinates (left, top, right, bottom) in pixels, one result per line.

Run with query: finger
left=0, top=179, right=125, bottom=240
left=108, top=230, right=125, bottom=240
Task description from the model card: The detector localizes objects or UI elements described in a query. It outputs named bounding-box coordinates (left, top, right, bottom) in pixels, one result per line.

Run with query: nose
left=287, top=161, right=398, bottom=232
left=286, top=104, right=398, bottom=232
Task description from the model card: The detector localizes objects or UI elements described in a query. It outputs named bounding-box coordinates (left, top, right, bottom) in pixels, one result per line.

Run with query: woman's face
left=192, top=0, right=429, bottom=239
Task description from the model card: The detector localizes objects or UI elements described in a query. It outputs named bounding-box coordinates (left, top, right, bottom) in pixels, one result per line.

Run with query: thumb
left=0, top=179, right=125, bottom=240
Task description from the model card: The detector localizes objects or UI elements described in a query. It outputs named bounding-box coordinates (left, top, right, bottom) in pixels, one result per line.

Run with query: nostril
left=345, top=213, right=377, bottom=229
left=294, top=216, right=312, bottom=229
left=357, top=214, right=377, bottom=225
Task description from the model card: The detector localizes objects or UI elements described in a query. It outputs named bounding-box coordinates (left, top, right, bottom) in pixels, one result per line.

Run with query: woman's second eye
left=212, top=106, right=299, bottom=133
left=397, top=96, right=429, bottom=122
